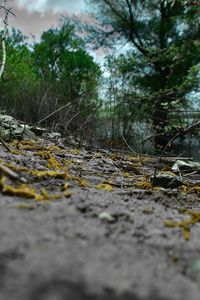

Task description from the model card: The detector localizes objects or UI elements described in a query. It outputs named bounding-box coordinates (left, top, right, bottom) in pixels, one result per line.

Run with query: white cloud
left=16, top=0, right=86, bottom=13
left=18, top=0, right=47, bottom=13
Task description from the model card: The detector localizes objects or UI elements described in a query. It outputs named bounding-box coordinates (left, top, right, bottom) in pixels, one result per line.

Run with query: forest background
left=0, top=0, right=200, bottom=157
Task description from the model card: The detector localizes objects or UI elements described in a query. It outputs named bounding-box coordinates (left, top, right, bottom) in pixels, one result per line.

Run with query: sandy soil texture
left=0, top=139, right=200, bottom=300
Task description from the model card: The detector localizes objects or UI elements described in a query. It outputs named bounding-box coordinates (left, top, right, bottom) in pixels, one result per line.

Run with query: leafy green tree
left=0, top=21, right=101, bottom=139
left=0, top=28, right=41, bottom=121
left=33, top=20, right=101, bottom=132
left=86, top=0, right=200, bottom=148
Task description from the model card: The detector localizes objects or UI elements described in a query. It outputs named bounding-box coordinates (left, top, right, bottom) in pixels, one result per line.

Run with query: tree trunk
left=152, top=99, right=169, bottom=150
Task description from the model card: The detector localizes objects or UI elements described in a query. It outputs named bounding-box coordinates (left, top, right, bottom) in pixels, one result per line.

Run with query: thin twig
left=65, top=111, right=81, bottom=131
left=183, top=171, right=198, bottom=177
left=36, top=102, right=72, bottom=125
left=0, top=162, right=27, bottom=183
left=78, top=104, right=101, bottom=132
left=153, top=131, right=180, bottom=184
left=121, top=133, right=137, bottom=154
left=176, top=161, right=183, bottom=181
left=16, top=124, right=27, bottom=147
left=37, top=87, right=49, bottom=116
left=0, top=136, right=11, bottom=152
left=184, top=120, right=200, bottom=133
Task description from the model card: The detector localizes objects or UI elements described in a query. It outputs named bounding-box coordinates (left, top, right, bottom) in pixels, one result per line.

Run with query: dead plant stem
left=36, top=102, right=72, bottom=125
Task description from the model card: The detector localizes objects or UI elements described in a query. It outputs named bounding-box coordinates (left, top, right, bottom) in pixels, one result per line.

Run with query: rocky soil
left=0, top=138, right=200, bottom=300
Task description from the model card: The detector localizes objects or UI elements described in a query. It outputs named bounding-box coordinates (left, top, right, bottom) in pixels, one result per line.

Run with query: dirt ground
left=0, top=138, right=200, bottom=300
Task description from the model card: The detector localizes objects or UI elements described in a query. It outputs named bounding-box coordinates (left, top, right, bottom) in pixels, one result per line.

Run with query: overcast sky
left=4, top=0, right=87, bottom=40
left=16, top=0, right=86, bottom=13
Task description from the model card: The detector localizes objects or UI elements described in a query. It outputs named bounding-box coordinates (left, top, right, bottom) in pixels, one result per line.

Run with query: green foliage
left=33, top=21, right=100, bottom=92
left=0, top=28, right=41, bottom=120
left=0, top=20, right=101, bottom=138
left=32, top=20, right=101, bottom=131
left=87, top=0, right=200, bottom=148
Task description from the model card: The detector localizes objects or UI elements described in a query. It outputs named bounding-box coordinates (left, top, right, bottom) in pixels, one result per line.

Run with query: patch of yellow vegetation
left=75, top=178, right=89, bottom=188
left=0, top=177, right=62, bottom=201
left=31, top=170, right=68, bottom=179
left=11, top=140, right=42, bottom=151
left=0, top=177, right=36, bottom=198
left=61, top=183, right=74, bottom=197
left=180, top=185, right=189, bottom=193
left=62, top=183, right=71, bottom=191
left=36, top=150, right=51, bottom=159
left=70, top=149, right=80, bottom=155
left=4, top=160, right=68, bottom=179
left=96, top=183, right=113, bottom=192
left=5, top=162, right=30, bottom=173
left=45, top=145, right=62, bottom=152
left=46, top=156, right=63, bottom=169
left=135, top=180, right=152, bottom=189
left=35, top=188, right=61, bottom=201
left=190, top=186, right=200, bottom=193
left=180, top=185, right=200, bottom=194
left=11, top=141, right=62, bottom=153
left=123, top=172, right=134, bottom=178
left=35, top=149, right=66, bottom=170
left=10, top=149, right=24, bottom=155
left=164, top=208, right=200, bottom=241
left=125, top=155, right=142, bottom=164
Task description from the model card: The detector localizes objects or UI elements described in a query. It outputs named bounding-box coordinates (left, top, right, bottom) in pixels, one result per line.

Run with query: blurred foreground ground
left=0, top=139, right=200, bottom=300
